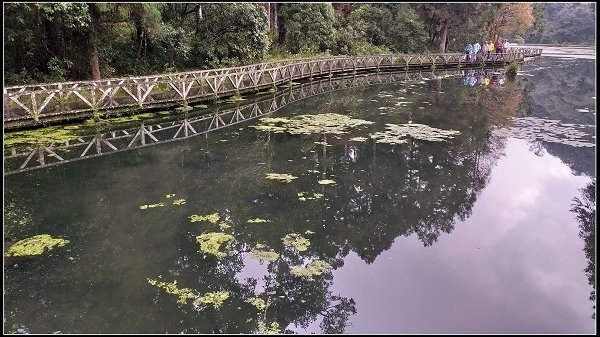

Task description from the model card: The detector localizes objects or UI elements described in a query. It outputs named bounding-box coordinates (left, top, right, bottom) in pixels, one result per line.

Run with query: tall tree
left=279, top=3, right=335, bottom=53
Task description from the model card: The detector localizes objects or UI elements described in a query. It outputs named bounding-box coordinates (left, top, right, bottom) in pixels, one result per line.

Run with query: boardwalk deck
left=3, top=48, right=541, bottom=130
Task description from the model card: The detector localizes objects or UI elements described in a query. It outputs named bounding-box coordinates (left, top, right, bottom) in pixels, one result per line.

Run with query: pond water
left=4, top=48, right=596, bottom=334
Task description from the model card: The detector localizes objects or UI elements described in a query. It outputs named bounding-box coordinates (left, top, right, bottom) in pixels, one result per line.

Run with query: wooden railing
left=3, top=48, right=542, bottom=129
left=4, top=67, right=507, bottom=175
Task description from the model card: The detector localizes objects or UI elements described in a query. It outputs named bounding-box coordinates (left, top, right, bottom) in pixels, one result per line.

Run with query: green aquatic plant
left=226, top=95, right=246, bottom=103
left=245, top=297, right=267, bottom=311
left=147, top=278, right=196, bottom=304
left=196, top=232, right=235, bottom=258
left=166, top=194, right=176, bottom=198
left=218, top=222, right=231, bottom=230
left=257, top=321, right=281, bottom=334
left=4, top=234, right=69, bottom=257
left=250, top=113, right=374, bottom=135
left=497, top=117, right=595, bottom=148
left=247, top=218, right=271, bottom=223
left=193, top=291, right=230, bottom=309
left=282, top=233, right=310, bottom=252
left=370, top=123, right=461, bottom=144
left=172, top=199, right=186, bottom=205
left=190, top=213, right=220, bottom=223
left=4, top=126, right=80, bottom=147
left=265, top=173, right=298, bottom=183
left=297, top=192, right=324, bottom=201
left=139, top=203, right=166, bottom=210
left=290, top=260, right=332, bottom=278
left=250, top=249, right=280, bottom=262
left=318, top=179, right=336, bottom=185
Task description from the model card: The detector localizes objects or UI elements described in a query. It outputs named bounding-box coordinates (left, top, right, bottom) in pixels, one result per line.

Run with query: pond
left=4, top=48, right=596, bottom=334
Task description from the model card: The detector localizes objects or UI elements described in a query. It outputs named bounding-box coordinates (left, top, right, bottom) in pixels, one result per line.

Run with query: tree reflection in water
left=571, top=180, right=596, bottom=320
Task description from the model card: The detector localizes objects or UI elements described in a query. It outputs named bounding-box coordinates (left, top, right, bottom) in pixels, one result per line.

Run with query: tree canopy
left=4, top=2, right=548, bottom=85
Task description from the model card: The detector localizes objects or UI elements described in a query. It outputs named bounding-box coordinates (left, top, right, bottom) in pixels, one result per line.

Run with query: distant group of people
left=462, top=69, right=505, bottom=87
left=464, top=38, right=510, bottom=61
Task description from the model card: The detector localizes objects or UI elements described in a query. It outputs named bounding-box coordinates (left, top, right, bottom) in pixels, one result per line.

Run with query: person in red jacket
left=495, top=38, right=503, bottom=54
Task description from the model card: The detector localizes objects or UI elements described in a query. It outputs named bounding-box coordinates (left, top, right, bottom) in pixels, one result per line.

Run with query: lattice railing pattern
left=3, top=49, right=542, bottom=126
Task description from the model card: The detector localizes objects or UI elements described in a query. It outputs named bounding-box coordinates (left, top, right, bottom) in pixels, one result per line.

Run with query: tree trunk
left=270, top=4, right=278, bottom=36
left=88, top=3, right=102, bottom=80
left=438, top=20, right=449, bottom=53
left=89, top=47, right=101, bottom=80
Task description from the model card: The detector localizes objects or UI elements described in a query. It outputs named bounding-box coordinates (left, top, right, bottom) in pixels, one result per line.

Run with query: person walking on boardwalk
left=495, top=38, right=503, bottom=57
left=482, top=40, right=489, bottom=59
left=465, top=42, right=474, bottom=61
left=473, top=41, right=481, bottom=61
left=487, top=40, right=495, bottom=59
left=502, top=39, right=510, bottom=54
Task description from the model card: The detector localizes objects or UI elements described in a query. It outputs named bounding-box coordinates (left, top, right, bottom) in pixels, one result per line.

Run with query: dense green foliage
left=526, top=3, right=596, bottom=44
left=3, top=2, right=552, bottom=85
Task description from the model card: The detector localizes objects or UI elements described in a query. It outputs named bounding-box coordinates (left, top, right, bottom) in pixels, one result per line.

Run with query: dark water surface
left=4, top=50, right=596, bottom=334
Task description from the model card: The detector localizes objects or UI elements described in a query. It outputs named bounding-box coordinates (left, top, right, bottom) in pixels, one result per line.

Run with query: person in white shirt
left=502, top=39, right=510, bottom=53
left=473, top=41, right=481, bottom=61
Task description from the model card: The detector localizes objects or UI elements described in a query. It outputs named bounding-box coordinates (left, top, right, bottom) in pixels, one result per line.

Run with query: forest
left=3, top=2, right=589, bottom=86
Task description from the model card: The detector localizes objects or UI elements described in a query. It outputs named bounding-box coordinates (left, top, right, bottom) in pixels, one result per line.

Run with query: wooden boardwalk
left=3, top=48, right=541, bottom=130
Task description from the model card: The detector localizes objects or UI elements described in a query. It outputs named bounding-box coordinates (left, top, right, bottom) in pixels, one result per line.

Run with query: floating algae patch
left=349, top=136, right=368, bottom=142
left=495, top=117, right=596, bottom=148
left=147, top=278, right=196, bottom=304
left=265, top=173, right=298, bottom=183
left=172, top=198, right=186, bottom=205
left=196, top=232, right=235, bottom=258
left=318, top=179, right=336, bottom=185
left=258, top=321, right=281, bottom=334
left=245, top=297, right=267, bottom=311
left=226, top=95, right=246, bottom=103
left=297, top=192, right=324, bottom=201
left=166, top=194, right=176, bottom=198
left=5, top=234, right=69, bottom=257
left=193, top=291, right=230, bottom=309
left=218, top=222, right=231, bottom=230
left=370, top=123, right=461, bottom=144
left=190, top=213, right=220, bottom=223
left=290, top=260, right=332, bottom=278
left=307, top=170, right=320, bottom=173
left=247, top=218, right=271, bottom=223
left=139, top=203, right=166, bottom=210
left=4, top=126, right=81, bottom=147
left=282, top=233, right=310, bottom=252
left=250, top=113, right=373, bottom=135
left=250, top=249, right=280, bottom=262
